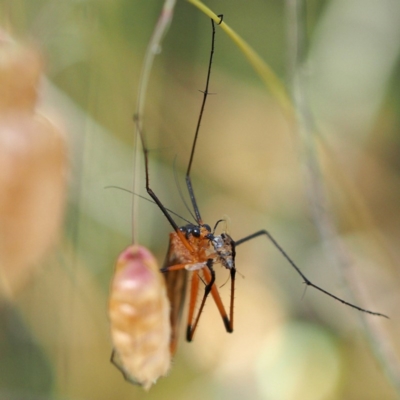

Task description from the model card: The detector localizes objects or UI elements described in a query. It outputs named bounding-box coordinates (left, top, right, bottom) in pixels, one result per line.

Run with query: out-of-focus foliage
left=0, top=0, right=399, bottom=399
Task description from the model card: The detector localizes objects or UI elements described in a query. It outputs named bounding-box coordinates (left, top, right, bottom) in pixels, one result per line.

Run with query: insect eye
left=192, top=227, right=201, bottom=237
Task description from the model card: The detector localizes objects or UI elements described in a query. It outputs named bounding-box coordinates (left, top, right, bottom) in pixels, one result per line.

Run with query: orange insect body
left=165, top=227, right=210, bottom=272
left=110, top=12, right=386, bottom=389
left=162, top=224, right=236, bottom=354
left=140, top=12, right=387, bottom=357
left=109, top=245, right=171, bottom=390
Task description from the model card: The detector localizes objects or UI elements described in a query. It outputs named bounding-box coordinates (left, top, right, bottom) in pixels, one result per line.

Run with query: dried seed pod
left=0, top=31, right=42, bottom=112
left=0, top=113, right=67, bottom=293
left=109, top=245, right=171, bottom=390
left=0, top=31, right=67, bottom=295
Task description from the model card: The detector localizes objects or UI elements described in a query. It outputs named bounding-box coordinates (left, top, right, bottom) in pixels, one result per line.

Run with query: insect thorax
left=210, top=232, right=236, bottom=270
left=179, top=224, right=236, bottom=271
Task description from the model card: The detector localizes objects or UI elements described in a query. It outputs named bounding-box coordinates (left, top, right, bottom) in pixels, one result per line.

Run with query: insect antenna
left=104, top=185, right=192, bottom=225
left=134, top=114, right=196, bottom=256
left=172, top=157, right=197, bottom=224
left=235, top=229, right=389, bottom=318
left=185, top=14, right=224, bottom=225
left=212, top=219, right=225, bottom=234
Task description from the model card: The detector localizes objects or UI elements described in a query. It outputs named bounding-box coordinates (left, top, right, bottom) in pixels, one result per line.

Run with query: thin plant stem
left=132, top=0, right=177, bottom=243
left=186, top=0, right=294, bottom=118
left=285, top=0, right=400, bottom=394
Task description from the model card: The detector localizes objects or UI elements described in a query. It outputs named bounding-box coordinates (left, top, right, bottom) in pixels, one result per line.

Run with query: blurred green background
left=1, top=0, right=400, bottom=399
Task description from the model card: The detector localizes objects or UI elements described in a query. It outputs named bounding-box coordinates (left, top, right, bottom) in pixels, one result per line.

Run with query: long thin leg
left=236, top=230, right=388, bottom=318
left=186, top=260, right=215, bottom=341
left=185, top=15, right=223, bottom=224
left=134, top=115, right=179, bottom=232
left=187, top=271, right=201, bottom=337
left=134, top=116, right=193, bottom=254
left=206, top=265, right=233, bottom=333
left=229, top=268, right=236, bottom=331
left=186, top=259, right=233, bottom=341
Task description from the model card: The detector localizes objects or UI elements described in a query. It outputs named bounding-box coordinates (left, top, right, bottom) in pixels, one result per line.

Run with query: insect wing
left=162, top=233, right=190, bottom=355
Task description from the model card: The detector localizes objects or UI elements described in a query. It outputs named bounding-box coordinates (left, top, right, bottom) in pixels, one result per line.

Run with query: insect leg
left=205, top=265, right=233, bottom=333
left=185, top=16, right=223, bottom=224
left=187, top=270, right=201, bottom=339
left=161, top=263, right=192, bottom=272
left=134, top=115, right=193, bottom=253
left=235, top=230, right=388, bottom=318
left=134, top=115, right=179, bottom=231
left=229, top=267, right=236, bottom=332
left=187, top=258, right=233, bottom=341
left=186, top=259, right=216, bottom=341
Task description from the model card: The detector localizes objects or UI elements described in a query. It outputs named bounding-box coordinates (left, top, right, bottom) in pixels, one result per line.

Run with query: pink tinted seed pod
left=109, top=245, right=171, bottom=390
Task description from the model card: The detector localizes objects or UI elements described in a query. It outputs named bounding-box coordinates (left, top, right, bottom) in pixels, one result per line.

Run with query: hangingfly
left=133, top=13, right=388, bottom=357
left=110, top=12, right=389, bottom=390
